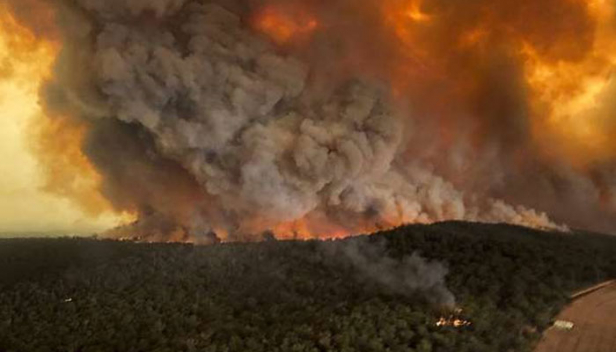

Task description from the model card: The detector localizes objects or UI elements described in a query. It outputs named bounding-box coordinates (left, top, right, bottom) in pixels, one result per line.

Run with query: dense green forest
left=1, top=222, right=616, bottom=352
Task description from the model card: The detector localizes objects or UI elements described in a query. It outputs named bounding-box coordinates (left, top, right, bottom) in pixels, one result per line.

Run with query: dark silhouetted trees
left=1, top=222, right=615, bottom=352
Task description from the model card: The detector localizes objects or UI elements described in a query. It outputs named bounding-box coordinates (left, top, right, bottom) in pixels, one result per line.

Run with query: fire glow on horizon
left=3, top=0, right=616, bottom=241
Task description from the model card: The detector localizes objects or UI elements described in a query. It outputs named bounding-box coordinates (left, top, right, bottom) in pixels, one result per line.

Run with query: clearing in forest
left=535, top=282, right=616, bottom=352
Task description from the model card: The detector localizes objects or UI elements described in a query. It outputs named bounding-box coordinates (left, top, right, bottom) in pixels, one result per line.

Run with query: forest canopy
left=1, top=222, right=616, bottom=352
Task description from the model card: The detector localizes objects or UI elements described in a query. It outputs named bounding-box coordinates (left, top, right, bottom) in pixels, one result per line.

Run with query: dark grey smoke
left=5, top=0, right=616, bottom=242
left=30, top=0, right=568, bottom=241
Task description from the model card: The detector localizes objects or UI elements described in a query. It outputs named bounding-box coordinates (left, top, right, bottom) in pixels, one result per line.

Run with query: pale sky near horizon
left=0, top=29, right=122, bottom=235
left=0, top=78, right=120, bottom=235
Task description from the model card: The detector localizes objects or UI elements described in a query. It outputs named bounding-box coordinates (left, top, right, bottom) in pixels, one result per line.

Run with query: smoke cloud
left=8, top=0, right=616, bottom=239
left=324, top=237, right=455, bottom=307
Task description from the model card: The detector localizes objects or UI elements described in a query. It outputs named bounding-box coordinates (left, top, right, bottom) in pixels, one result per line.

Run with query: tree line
left=1, top=221, right=615, bottom=352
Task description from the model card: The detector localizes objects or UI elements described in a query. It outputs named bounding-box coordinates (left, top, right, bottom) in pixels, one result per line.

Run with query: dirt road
left=535, top=282, right=616, bottom=352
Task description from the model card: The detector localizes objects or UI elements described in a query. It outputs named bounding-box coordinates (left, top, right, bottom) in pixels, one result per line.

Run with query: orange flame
left=271, top=218, right=351, bottom=241
left=253, top=6, right=319, bottom=45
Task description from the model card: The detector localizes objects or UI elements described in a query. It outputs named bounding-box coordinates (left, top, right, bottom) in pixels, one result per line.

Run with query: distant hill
left=1, top=222, right=615, bottom=352
left=0, top=231, right=82, bottom=238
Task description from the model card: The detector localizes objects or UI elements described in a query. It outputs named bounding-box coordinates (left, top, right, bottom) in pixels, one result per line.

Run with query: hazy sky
left=0, top=33, right=120, bottom=235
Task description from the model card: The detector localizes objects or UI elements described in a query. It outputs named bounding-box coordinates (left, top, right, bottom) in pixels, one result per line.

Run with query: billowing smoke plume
left=8, top=0, right=616, bottom=240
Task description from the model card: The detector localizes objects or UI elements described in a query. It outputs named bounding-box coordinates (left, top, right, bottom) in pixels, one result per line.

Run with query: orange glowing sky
left=254, top=6, right=319, bottom=45
left=2, top=0, right=616, bottom=237
left=254, top=0, right=616, bottom=167
left=0, top=8, right=128, bottom=234
left=524, top=0, right=616, bottom=165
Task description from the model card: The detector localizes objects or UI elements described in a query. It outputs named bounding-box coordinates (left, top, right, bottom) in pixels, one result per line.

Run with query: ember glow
left=436, top=317, right=472, bottom=328
left=254, top=6, right=318, bottom=45
left=435, top=308, right=472, bottom=328
left=523, top=0, right=616, bottom=165
left=4, top=0, right=616, bottom=241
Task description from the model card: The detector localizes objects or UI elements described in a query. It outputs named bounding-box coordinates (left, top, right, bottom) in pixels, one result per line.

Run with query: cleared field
left=535, top=283, right=616, bottom=352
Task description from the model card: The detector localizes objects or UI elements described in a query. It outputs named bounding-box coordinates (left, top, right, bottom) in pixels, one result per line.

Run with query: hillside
left=1, top=222, right=616, bottom=352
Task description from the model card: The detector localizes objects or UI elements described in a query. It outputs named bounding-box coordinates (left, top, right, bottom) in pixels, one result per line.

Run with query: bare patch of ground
left=535, top=283, right=616, bottom=352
